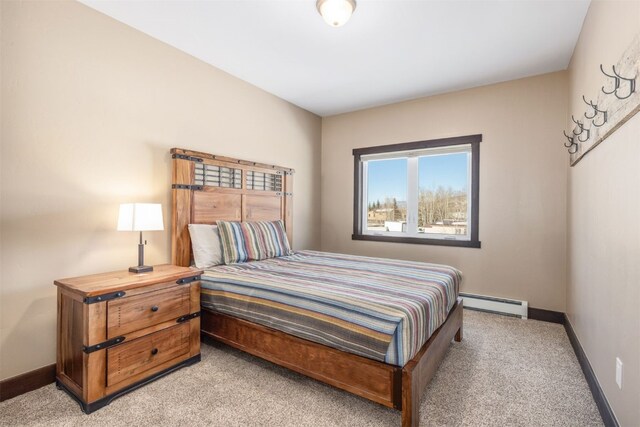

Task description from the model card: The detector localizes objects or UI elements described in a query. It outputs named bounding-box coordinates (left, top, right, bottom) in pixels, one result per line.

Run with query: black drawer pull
left=151, top=348, right=158, bottom=356
left=151, top=305, right=159, bottom=312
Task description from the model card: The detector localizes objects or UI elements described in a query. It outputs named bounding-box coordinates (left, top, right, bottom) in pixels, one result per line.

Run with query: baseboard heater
left=459, top=293, right=528, bottom=319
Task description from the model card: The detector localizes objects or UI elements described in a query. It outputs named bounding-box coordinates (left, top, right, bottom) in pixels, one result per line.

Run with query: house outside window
left=352, top=134, right=481, bottom=248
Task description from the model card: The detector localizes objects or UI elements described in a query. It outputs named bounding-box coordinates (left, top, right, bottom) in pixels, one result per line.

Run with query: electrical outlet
left=616, top=357, right=623, bottom=389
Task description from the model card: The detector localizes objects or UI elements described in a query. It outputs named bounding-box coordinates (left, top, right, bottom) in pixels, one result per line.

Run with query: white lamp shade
left=117, top=203, right=164, bottom=231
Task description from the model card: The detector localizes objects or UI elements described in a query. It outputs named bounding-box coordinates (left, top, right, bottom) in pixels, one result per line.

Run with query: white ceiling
left=80, top=0, right=590, bottom=116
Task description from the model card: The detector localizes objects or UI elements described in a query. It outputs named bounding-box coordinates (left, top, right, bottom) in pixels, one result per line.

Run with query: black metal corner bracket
left=172, top=184, right=203, bottom=191
left=172, top=153, right=203, bottom=162
left=83, top=336, right=125, bottom=353
left=84, top=291, right=125, bottom=304
left=176, top=312, right=201, bottom=323
left=176, top=275, right=200, bottom=285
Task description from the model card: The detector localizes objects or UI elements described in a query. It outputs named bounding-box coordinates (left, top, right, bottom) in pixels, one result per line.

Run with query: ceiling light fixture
left=316, top=0, right=357, bottom=27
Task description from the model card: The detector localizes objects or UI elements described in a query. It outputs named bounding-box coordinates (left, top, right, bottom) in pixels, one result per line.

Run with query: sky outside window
left=367, top=158, right=407, bottom=203
left=418, top=153, right=468, bottom=192
left=367, top=153, right=468, bottom=203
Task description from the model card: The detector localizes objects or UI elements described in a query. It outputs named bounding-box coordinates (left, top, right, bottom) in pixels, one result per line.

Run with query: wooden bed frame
left=170, top=148, right=463, bottom=427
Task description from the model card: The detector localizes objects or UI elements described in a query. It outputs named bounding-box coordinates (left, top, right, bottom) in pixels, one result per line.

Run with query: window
left=353, top=134, right=481, bottom=248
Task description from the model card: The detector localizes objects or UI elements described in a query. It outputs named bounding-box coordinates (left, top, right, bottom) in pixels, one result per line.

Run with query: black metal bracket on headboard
left=172, top=153, right=203, bottom=162
left=172, top=184, right=203, bottom=191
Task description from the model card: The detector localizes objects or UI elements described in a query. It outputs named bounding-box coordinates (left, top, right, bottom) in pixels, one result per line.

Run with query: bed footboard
left=201, top=297, right=462, bottom=427
left=401, top=298, right=463, bottom=427
left=201, top=309, right=402, bottom=408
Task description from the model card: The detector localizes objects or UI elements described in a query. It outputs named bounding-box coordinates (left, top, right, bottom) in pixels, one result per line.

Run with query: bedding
left=200, top=250, right=461, bottom=366
left=217, top=220, right=292, bottom=264
left=188, top=224, right=223, bottom=268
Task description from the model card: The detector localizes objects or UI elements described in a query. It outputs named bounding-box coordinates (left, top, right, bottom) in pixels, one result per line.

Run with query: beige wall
left=0, top=0, right=321, bottom=380
left=3, top=6, right=639, bottom=425
left=566, top=1, right=640, bottom=425
left=321, top=72, right=569, bottom=312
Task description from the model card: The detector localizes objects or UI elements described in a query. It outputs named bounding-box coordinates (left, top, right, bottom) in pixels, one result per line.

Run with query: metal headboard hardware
left=600, top=64, right=636, bottom=100
left=582, top=95, right=608, bottom=127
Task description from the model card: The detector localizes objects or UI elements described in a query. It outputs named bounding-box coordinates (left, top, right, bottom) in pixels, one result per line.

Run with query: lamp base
left=129, top=265, right=153, bottom=274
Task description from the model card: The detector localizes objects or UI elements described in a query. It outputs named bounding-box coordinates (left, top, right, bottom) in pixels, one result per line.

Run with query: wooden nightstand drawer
left=107, top=285, right=190, bottom=338
left=107, top=322, right=190, bottom=388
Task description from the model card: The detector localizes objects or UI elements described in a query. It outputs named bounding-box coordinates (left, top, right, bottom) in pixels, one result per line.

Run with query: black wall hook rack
left=582, top=95, right=608, bottom=127
left=563, top=131, right=578, bottom=154
left=600, top=64, right=636, bottom=100
left=577, top=127, right=590, bottom=143
left=600, top=64, right=620, bottom=94
left=571, top=115, right=583, bottom=136
left=571, top=116, right=590, bottom=142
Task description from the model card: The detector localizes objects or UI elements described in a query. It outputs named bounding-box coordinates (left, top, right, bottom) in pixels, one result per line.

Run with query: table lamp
left=117, top=203, right=164, bottom=273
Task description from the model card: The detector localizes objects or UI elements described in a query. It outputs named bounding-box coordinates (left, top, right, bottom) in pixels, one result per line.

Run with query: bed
left=170, top=148, right=463, bottom=427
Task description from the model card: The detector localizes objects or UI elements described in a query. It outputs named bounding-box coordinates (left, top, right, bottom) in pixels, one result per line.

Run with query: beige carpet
left=0, top=310, right=603, bottom=426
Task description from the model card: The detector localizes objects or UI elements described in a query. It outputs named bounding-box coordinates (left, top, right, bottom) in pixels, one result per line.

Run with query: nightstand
left=54, top=264, right=203, bottom=413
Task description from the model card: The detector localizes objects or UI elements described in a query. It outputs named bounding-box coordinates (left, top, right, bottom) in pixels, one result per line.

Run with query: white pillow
left=188, top=224, right=223, bottom=268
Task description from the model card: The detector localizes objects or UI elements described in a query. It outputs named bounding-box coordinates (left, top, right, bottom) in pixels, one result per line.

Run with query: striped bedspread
left=200, top=250, right=461, bottom=367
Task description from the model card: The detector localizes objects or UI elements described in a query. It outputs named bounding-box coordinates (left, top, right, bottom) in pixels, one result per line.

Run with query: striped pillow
left=217, top=220, right=292, bottom=264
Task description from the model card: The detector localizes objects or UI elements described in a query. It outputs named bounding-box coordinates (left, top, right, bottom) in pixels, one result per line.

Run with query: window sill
left=352, top=234, right=481, bottom=248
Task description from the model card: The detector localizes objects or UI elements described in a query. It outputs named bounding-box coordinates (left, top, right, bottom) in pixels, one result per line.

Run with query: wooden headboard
left=170, top=148, right=294, bottom=267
